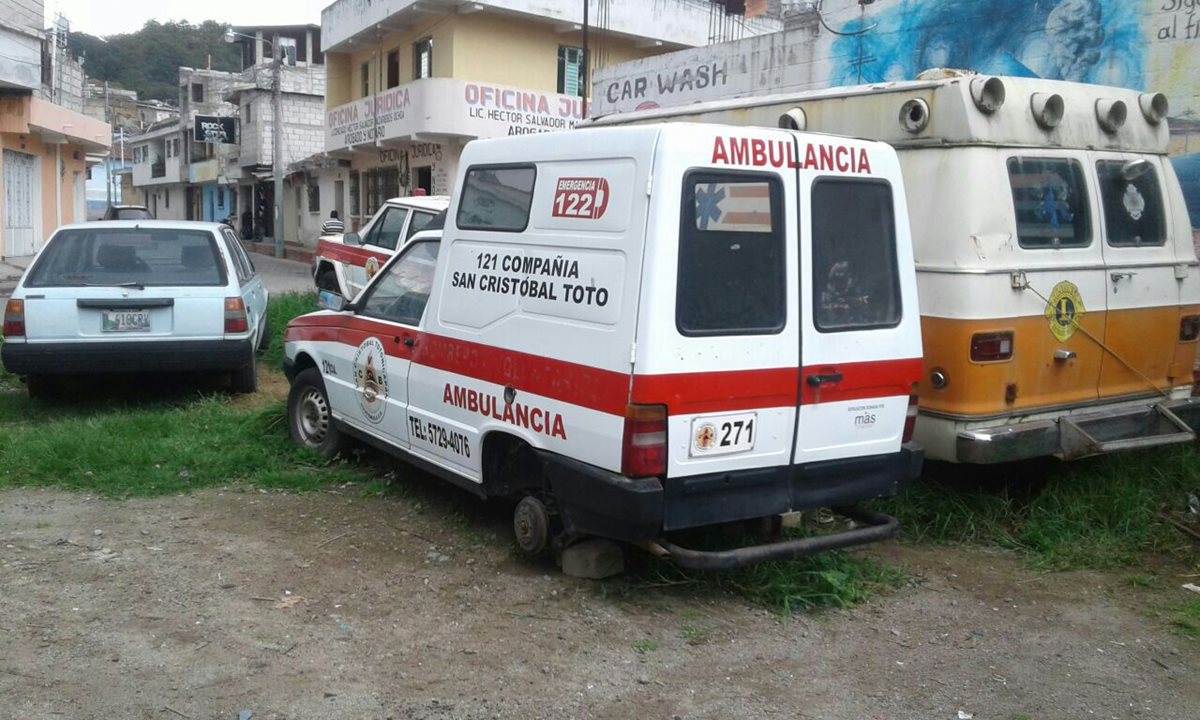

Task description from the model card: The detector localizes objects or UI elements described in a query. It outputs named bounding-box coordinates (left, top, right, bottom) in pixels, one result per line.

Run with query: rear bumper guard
left=655, top=507, right=899, bottom=571
left=956, top=397, right=1200, bottom=464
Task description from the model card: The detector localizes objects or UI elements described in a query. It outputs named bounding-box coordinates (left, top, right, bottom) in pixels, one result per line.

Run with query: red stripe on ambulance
left=316, top=239, right=390, bottom=268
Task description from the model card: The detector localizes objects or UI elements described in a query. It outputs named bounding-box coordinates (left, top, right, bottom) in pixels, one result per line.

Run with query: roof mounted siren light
left=1096, top=98, right=1128, bottom=134
left=969, top=76, right=1006, bottom=114
left=778, top=108, right=808, bottom=131
left=899, top=98, right=930, bottom=133
left=1030, top=92, right=1065, bottom=130
left=1138, top=92, right=1168, bottom=125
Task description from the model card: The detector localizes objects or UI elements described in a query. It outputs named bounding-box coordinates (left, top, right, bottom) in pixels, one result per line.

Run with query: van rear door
left=792, top=144, right=922, bottom=465
left=1091, top=152, right=1186, bottom=396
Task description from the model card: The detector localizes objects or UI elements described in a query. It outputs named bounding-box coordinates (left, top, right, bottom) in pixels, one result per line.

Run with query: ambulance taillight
left=1180, top=316, right=1200, bottom=342
left=970, top=331, right=1014, bottom=362
left=902, top=385, right=919, bottom=444
left=622, top=403, right=667, bottom=477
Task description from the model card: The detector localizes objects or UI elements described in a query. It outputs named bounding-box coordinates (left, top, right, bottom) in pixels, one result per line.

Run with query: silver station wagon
left=2, top=221, right=269, bottom=397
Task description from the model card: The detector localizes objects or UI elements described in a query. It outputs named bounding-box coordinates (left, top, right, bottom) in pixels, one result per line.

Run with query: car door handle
left=1110, top=272, right=1136, bottom=282
left=807, top=372, right=844, bottom=387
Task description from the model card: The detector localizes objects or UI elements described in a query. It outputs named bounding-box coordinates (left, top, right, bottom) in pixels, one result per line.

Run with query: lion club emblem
left=365, top=256, right=381, bottom=281
left=353, top=337, right=389, bottom=423
left=694, top=422, right=717, bottom=451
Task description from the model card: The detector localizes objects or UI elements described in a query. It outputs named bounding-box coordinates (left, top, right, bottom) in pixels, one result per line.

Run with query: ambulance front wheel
left=513, top=495, right=551, bottom=556
left=288, top=367, right=345, bottom=459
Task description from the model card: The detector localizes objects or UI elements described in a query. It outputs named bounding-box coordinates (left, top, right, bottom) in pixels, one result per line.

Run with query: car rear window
left=113, top=208, right=152, bottom=220
left=812, top=178, right=902, bottom=332
left=1008, top=157, right=1092, bottom=249
left=1096, top=159, right=1167, bottom=247
left=25, top=228, right=227, bottom=288
left=676, top=171, right=786, bottom=336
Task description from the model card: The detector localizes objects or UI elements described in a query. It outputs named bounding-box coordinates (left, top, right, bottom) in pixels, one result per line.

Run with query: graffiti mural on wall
left=830, top=0, right=1143, bottom=88
left=832, top=0, right=1198, bottom=227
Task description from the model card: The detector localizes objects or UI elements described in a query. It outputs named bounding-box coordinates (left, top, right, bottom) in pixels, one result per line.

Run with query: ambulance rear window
left=676, top=172, right=785, bottom=336
left=812, top=179, right=902, bottom=332
left=456, top=165, right=535, bottom=232
left=1007, top=157, right=1092, bottom=249
left=1096, top=160, right=1167, bottom=247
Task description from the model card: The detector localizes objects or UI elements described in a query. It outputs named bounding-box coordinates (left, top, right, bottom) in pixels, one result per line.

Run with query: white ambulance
left=283, top=123, right=923, bottom=568
left=586, top=74, right=1200, bottom=464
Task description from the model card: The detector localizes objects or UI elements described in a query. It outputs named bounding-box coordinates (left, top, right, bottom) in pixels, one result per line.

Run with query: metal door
left=3, top=149, right=38, bottom=256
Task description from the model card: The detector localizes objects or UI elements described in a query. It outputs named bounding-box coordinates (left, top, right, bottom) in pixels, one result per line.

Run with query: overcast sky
left=46, top=0, right=329, bottom=37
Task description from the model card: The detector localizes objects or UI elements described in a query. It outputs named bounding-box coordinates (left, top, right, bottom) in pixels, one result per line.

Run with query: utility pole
left=582, top=0, right=589, bottom=118
left=104, top=81, right=113, bottom=210
left=272, top=32, right=285, bottom=258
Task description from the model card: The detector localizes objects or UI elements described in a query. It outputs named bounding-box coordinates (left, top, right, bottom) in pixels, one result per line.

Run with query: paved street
left=249, top=250, right=316, bottom=295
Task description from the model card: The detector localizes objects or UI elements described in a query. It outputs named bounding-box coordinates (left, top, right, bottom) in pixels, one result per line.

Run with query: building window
left=243, top=103, right=252, bottom=124
left=307, top=178, right=320, bottom=213
left=165, top=189, right=170, bottom=208
left=364, top=167, right=399, bottom=216
left=349, top=172, right=360, bottom=217
left=414, top=37, right=432, bottom=79
left=191, top=83, right=204, bottom=103
left=557, top=46, right=584, bottom=97
left=361, top=62, right=370, bottom=97
left=386, top=49, right=400, bottom=89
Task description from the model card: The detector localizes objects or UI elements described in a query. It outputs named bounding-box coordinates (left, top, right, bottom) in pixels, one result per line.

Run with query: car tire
left=256, top=315, right=271, bottom=356
left=288, top=367, right=344, bottom=458
left=25, top=374, right=60, bottom=401
left=230, top=353, right=258, bottom=394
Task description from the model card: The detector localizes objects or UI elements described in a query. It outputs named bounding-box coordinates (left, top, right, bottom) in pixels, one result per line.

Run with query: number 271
left=720, top=420, right=753, bottom=446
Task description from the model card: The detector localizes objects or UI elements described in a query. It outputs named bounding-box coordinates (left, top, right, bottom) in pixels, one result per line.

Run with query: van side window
left=1096, top=160, right=1166, bottom=247
left=812, top=179, right=902, bottom=332
left=357, top=241, right=441, bottom=326
left=1007, top=157, right=1092, bottom=249
left=456, top=166, right=536, bottom=232
left=676, top=172, right=785, bottom=336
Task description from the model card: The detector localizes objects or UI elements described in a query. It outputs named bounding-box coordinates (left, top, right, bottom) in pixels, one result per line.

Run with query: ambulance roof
left=583, top=74, right=1171, bottom=155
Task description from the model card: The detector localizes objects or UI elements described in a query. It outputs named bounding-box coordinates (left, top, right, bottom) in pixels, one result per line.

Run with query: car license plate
left=690, top=412, right=757, bottom=457
left=101, top=309, right=151, bottom=332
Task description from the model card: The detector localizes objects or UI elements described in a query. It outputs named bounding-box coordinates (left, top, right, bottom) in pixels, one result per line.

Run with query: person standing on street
left=321, top=211, right=345, bottom=235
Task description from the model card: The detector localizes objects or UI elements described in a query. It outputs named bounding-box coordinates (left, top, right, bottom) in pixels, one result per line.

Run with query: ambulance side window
left=364, top=207, right=409, bottom=251
left=812, top=178, right=902, bottom=332
left=1007, top=157, right=1092, bottom=249
left=676, top=171, right=785, bottom=336
left=357, top=241, right=441, bottom=326
left=456, top=165, right=536, bottom=232
left=1096, top=160, right=1167, bottom=247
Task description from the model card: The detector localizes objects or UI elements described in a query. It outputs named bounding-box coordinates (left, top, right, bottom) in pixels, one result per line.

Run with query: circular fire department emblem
left=1123, top=183, right=1146, bottom=221
left=353, top=337, right=389, bottom=424
left=365, top=256, right=381, bottom=282
left=694, top=422, right=717, bottom=452
left=1043, top=280, right=1086, bottom=343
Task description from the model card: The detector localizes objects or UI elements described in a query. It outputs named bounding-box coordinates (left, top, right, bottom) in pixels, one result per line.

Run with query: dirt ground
left=2, top=481, right=1198, bottom=720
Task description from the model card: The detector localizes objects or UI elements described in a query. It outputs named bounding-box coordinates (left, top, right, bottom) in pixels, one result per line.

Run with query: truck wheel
left=256, top=315, right=271, bottom=356
left=288, top=367, right=344, bottom=458
left=513, top=495, right=551, bottom=556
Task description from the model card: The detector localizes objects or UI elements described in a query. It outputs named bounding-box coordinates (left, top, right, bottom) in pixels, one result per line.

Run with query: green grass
left=0, top=292, right=360, bottom=498
left=632, top=639, right=658, bottom=654
left=1169, top=599, right=1200, bottom=640
left=876, top=448, right=1200, bottom=570
left=264, top=292, right=318, bottom=370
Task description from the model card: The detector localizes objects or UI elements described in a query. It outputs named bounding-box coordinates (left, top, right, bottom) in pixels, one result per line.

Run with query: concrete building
left=1, top=2, right=110, bottom=258
left=310, top=0, right=779, bottom=241
left=592, top=0, right=1200, bottom=228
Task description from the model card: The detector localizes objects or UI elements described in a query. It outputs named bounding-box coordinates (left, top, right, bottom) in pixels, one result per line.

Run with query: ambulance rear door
left=1090, top=151, right=1184, bottom=397
left=792, top=140, right=923, bottom=465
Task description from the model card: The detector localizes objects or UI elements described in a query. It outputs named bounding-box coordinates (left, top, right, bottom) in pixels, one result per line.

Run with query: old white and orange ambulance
left=313, top=194, right=449, bottom=299
left=587, top=74, right=1200, bottom=463
left=283, top=123, right=923, bottom=567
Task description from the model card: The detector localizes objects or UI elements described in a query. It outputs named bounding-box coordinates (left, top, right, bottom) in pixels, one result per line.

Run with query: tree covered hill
left=69, top=20, right=241, bottom=102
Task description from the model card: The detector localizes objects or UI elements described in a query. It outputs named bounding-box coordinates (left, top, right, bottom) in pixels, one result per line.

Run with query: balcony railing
left=150, top=160, right=166, bottom=178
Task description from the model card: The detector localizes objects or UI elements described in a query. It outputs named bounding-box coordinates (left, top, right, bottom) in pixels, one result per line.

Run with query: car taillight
left=1180, top=315, right=1200, bottom=342
left=970, top=331, right=1013, bottom=362
left=621, top=403, right=667, bottom=478
left=224, top=297, right=248, bottom=334
left=902, top=384, right=919, bottom=444
left=3, top=299, right=25, bottom=337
